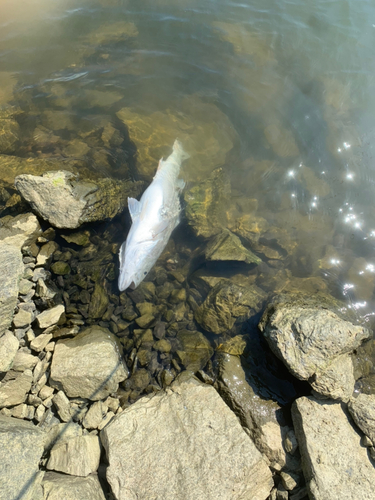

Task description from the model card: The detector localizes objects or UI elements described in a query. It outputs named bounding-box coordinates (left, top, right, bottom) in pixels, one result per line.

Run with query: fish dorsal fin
left=128, top=197, right=141, bottom=221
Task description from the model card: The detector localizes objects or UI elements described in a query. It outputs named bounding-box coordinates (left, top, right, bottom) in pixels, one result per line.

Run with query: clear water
left=2, top=0, right=375, bottom=388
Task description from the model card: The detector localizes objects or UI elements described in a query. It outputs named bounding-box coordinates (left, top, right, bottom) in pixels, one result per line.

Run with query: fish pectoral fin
left=152, top=219, right=169, bottom=238
left=176, top=178, right=186, bottom=191
left=128, top=197, right=141, bottom=221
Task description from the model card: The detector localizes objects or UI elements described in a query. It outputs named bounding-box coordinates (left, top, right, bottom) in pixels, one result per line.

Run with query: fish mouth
left=129, top=281, right=136, bottom=290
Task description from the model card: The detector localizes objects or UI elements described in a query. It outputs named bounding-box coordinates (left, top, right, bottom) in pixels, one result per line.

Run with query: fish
left=118, top=139, right=190, bottom=291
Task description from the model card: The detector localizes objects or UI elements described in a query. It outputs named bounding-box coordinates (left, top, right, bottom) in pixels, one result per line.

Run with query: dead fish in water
left=118, top=139, right=189, bottom=291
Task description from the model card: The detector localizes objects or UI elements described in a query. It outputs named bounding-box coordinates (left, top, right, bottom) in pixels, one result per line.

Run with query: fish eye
left=144, top=271, right=147, bottom=275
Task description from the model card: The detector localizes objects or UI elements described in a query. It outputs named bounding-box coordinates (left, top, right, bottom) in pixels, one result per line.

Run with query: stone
left=216, top=353, right=288, bottom=469
left=0, top=119, right=20, bottom=154
left=30, top=333, right=53, bottom=352
left=83, top=401, right=108, bottom=429
left=0, top=243, right=24, bottom=336
left=176, top=329, right=214, bottom=371
left=0, top=369, right=33, bottom=408
left=47, top=434, right=101, bottom=477
left=88, top=283, right=109, bottom=319
left=205, top=229, right=261, bottom=265
left=39, top=385, right=54, bottom=400
left=36, top=241, right=59, bottom=266
left=280, top=471, right=299, bottom=491
left=101, top=379, right=273, bottom=500
left=19, top=278, right=34, bottom=295
left=259, top=293, right=371, bottom=400
left=348, top=394, right=375, bottom=444
left=13, top=309, right=33, bottom=329
left=0, top=415, right=45, bottom=500
left=15, top=170, right=142, bottom=229
left=154, top=339, right=172, bottom=353
left=292, top=396, right=375, bottom=500
left=135, top=313, right=155, bottom=328
left=61, top=231, right=90, bottom=246
left=41, top=472, right=106, bottom=500
left=0, top=331, right=19, bottom=372
left=44, top=422, right=83, bottom=450
left=53, top=390, right=73, bottom=422
left=36, top=304, right=65, bottom=328
left=216, top=335, right=247, bottom=356
left=51, top=261, right=71, bottom=275
left=116, top=95, right=237, bottom=182
left=264, top=119, right=299, bottom=158
left=195, top=281, right=266, bottom=334
left=50, top=326, right=128, bottom=400
left=0, top=213, right=41, bottom=248
left=12, top=350, right=39, bottom=371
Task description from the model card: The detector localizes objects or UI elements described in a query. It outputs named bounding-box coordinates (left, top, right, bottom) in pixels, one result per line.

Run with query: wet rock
left=36, top=241, right=59, bottom=267
left=0, top=369, right=33, bottom=408
left=348, top=394, right=375, bottom=444
left=101, top=378, right=273, bottom=500
left=50, top=326, right=128, bottom=400
left=195, top=281, right=266, bottom=334
left=205, top=229, right=261, bottom=265
left=216, top=353, right=289, bottom=469
left=41, top=472, right=106, bottom=500
left=0, top=331, right=19, bottom=372
left=135, top=313, right=155, bottom=328
left=176, top=329, right=214, bottom=371
left=47, top=434, right=101, bottom=477
left=184, top=167, right=230, bottom=238
left=36, top=304, right=65, bottom=328
left=88, top=283, right=109, bottom=319
left=116, top=95, right=237, bottom=181
left=264, top=119, right=299, bottom=158
left=0, top=118, right=20, bottom=154
left=51, top=261, right=71, bottom=275
left=0, top=415, right=45, bottom=500
left=292, top=396, right=375, bottom=500
left=15, top=170, right=142, bottom=229
left=61, top=231, right=90, bottom=247
left=216, top=335, right=247, bottom=356
left=84, top=20, right=138, bottom=47
left=259, top=293, right=370, bottom=401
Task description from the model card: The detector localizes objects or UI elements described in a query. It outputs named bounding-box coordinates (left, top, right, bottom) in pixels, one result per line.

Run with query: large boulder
left=101, top=378, right=273, bottom=500
left=292, top=396, right=375, bottom=500
left=195, top=281, right=266, bottom=334
left=258, top=293, right=371, bottom=401
left=0, top=415, right=46, bottom=500
left=41, top=472, right=106, bottom=500
left=15, top=170, right=142, bottom=229
left=50, top=326, right=128, bottom=400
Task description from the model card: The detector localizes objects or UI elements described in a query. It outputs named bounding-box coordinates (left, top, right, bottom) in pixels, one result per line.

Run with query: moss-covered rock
left=205, top=229, right=261, bottom=265
left=51, top=261, right=71, bottom=275
left=61, top=231, right=91, bottom=247
left=216, top=335, right=248, bottom=356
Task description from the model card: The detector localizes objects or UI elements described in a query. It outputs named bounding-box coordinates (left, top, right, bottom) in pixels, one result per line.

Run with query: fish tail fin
left=173, top=139, right=190, bottom=161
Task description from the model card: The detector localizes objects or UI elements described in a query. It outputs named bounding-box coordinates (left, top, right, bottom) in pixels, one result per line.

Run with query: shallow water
left=2, top=0, right=375, bottom=394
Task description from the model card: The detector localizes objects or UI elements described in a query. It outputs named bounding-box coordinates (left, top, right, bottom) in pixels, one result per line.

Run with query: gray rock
left=53, top=390, right=73, bottom=422
left=0, top=415, right=45, bottom=500
left=216, top=353, right=289, bottom=469
left=30, top=333, right=53, bottom=352
left=292, top=396, right=375, bottom=500
left=259, top=293, right=370, bottom=400
left=83, top=401, right=108, bottom=429
left=15, top=170, right=142, bottom=229
left=12, top=350, right=39, bottom=371
left=19, top=278, right=34, bottom=295
left=0, top=331, right=19, bottom=372
left=348, top=394, right=375, bottom=444
left=0, top=243, right=24, bottom=336
left=13, top=308, right=33, bottom=328
left=41, top=472, right=106, bottom=500
left=101, top=378, right=273, bottom=500
left=50, top=326, right=128, bottom=400
left=36, top=241, right=59, bottom=266
left=36, top=304, right=65, bottom=328
left=0, top=369, right=33, bottom=408
left=0, top=213, right=41, bottom=249
left=44, top=421, right=82, bottom=451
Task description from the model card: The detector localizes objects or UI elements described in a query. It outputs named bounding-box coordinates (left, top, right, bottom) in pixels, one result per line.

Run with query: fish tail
left=173, top=139, right=190, bottom=161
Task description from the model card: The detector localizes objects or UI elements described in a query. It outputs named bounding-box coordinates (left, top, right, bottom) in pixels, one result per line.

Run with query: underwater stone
left=88, top=283, right=109, bottom=319
left=51, top=261, right=71, bottom=275
left=15, top=170, right=143, bottom=229
left=176, top=329, right=214, bottom=372
left=61, top=231, right=91, bottom=247
left=205, top=229, right=261, bottom=265
left=0, top=119, right=20, bottom=154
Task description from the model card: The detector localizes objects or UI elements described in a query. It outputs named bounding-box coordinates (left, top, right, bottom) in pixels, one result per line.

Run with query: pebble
left=284, top=429, right=299, bottom=454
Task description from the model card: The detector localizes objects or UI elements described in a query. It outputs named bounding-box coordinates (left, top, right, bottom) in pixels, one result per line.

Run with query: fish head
left=118, top=238, right=156, bottom=291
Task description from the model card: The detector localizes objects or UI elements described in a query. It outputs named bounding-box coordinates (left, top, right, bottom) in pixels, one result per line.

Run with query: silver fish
left=118, top=139, right=189, bottom=291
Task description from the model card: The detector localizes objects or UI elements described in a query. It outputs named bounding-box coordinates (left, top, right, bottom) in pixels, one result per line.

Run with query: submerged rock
left=0, top=415, right=45, bottom=500
left=101, top=378, right=273, bottom=500
left=41, top=472, right=106, bottom=500
left=258, top=293, right=371, bottom=401
left=0, top=118, right=20, bottom=154
left=205, top=229, right=261, bottom=265
left=50, top=326, right=128, bottom=400
left=117, top=95, right=237, bottom=181
left=292, top=396, right=375, bottom=500
left=15, top=170, right=142, bottom=229
left=176, top=329, right=214, bottom=371
left=195, top=281, right=266, bottom=334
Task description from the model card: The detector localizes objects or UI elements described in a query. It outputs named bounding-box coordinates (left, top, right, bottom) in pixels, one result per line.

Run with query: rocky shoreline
left=1, top=174, right=375, bottom=500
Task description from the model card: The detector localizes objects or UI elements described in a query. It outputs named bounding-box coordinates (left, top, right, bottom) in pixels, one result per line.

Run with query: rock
left=36, top=304, right=65, bottom=328
left=154, top=339, right=172, bottom=354
left=44, top=422, right=82, bottom=451
left=51, top=261, right=71, bottom=275
left=264, top=119, right=299, bottom=158
left=292, top=396, right=375, bottom=500
left=216, top=353, right=289, bottom=469
left=83, top=401, right=108, bottom=429
left=0, top=331, right=19, bottom=372
left=135, top=313, right=155, bottom=328
left=348, top=394, right=375, bottom=444
left=12, top=350, right=39, bottom=371
left=88, top=283, right=109, bottom=319
left=13, top=308, right=33, bottom=328
left=259, top=293, right=370, bottom=401
left=176, top=329, right=214, bottom=371
left=36, top=241, right=59, bottom=266
left=0, top=369, right=33, bottom=408
left=116, top=95, right=237, bottom=182
left=53, top=390, right=73, bottom=422
left=195, top=281, right=266, bottom=334
left=15, top=170, right=142, bottom=229
left=184, top=167, right=230, bottom=238
left=216, top=335, right=247, bottom=356
left=50, top=326, right=128, bottom=400
left=101, top=379, right=273, bottom=500
left=205, top=229, right=261, bottom=265
left=47, top=434, right=101, bottom=477
left=0, top=118, right=20, bottom=154
left=0, top=415, right=45, bottom=500
left=0, top=212, right=41, bottom=249
left=280, top=471, right=299, bottom=491
left=61, top=231, right=90, bottom=246
left=0, top=244, right=24, bottom=336
left=41, top=472, right=106, bottom=500
left=31, top=333, right=53, bottom=352
left=19, top=278, right=34, bottom=295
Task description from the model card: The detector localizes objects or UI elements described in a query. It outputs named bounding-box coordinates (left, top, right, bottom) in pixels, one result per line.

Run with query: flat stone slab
left=101, top=379, right=273, bottom=500
left=292, top=396, right=375, bottom=500
left=41, top=472, right=106, bottom=500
